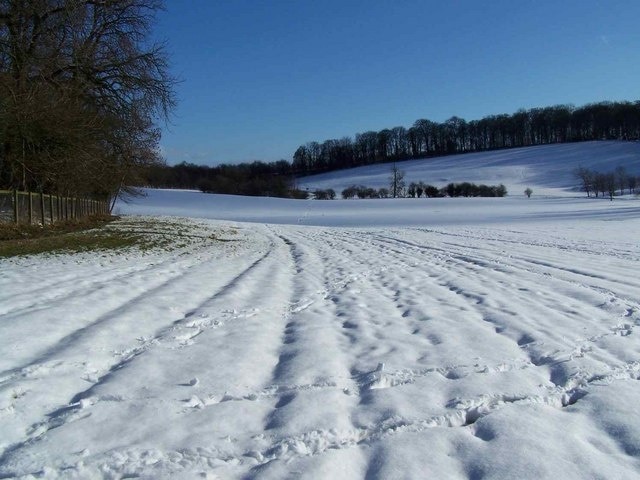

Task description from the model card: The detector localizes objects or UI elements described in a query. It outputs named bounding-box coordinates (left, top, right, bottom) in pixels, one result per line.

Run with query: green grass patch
left=0, top=230, right=143, bottom=257
left=0, top=216, right=143, bottom=257
left=0, top=215, right=116, bottom=241
left=0, top=216, right=236, bottom=258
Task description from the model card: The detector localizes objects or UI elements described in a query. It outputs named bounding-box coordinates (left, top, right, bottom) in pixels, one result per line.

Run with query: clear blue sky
left=154, top=0, right=640, bottom=166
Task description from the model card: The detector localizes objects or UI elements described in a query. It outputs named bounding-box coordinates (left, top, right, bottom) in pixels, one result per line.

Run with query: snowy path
left=2, top=217, right=640, bottom=478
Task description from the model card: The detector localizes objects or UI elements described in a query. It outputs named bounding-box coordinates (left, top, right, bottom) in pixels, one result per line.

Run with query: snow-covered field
left=2, top=142, right=640, bottom=479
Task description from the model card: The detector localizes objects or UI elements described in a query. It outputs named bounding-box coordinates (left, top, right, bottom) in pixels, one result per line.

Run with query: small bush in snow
left=314, top=189, right=336, bottom=200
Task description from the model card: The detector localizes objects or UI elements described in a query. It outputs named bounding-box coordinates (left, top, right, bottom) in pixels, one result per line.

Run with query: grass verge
left=0, top=216, right=142, bottom=258
left=0, top=216, right=235, bottom=258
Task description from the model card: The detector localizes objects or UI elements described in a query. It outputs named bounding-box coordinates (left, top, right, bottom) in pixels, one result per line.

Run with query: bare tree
left=574, top=166, right=593, bottom=197
left=389, top=163, right=405, bottom=198
left=605, top=172, right=616, bottom=200
left=0, top=0, right=176, bottom=209
left=615, top=166, right=628, bottom=196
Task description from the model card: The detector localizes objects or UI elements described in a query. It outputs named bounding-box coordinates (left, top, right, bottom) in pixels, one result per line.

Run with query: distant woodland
left=291, top=101, right=640, bottom=175
left=145, top=101, right=640, bottom=196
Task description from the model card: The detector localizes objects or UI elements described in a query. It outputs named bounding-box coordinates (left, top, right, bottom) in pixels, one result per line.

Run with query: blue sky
left=154, top=0, right=640, bottom=166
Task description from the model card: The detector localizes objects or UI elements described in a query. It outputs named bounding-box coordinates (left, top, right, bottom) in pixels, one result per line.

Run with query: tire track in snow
left=244, top=229, right=367, bottom=478
left=367, top=231, right=639, bottom=328
left=1, top=224, right=319, bottom=478
left=0, top=246, right=267, bottom=385
left=84, top=359, right=640, bottom=478
left=0, top=250, right=196, bottom=318
left=380, top=228, right=640, bottom=314
left=262, top=229, right=468, bottom=475
left=414, top=226, right=640, bottom=263
left=0, top=229, right=286, bottom=465
left=234, top=349, right=640, bottom=473
left=0, top=219, right=226, bottom=317
left=0, top=245, right=276, bottom=443
left=70, top=248, right=274, bottom=392
left=361, top=230, right=640, bottom=393
left=4, top=223, right=640, bottom=478
left=292, top=230, right=640, bottom=427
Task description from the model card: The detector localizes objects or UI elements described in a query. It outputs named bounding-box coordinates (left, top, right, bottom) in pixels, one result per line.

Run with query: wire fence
left=0, top=190, right=109, bottom=226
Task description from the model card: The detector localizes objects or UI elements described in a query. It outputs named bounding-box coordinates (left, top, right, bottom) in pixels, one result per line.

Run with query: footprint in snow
left=178, top=377, right=199, bottom=387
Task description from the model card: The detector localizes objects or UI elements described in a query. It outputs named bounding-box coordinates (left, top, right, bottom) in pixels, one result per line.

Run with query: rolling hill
left=297, top=140, right=640, bottom=197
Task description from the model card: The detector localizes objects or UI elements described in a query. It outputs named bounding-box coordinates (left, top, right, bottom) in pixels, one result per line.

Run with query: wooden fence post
left=28, top=192, right=33, bottom=225
left=13, top=190, right=18, bottom=224
left=40, top=192, right=45, bottom=226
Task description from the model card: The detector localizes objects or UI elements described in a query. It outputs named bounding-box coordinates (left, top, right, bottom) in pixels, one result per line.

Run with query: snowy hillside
left=297, top=140, right=640, bottom=196
left=2, top=141, right=640, bottom=479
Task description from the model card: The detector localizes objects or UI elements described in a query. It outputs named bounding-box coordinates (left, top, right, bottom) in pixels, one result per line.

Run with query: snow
left=297, top=140, right=640, bottom=197
left=117, top=189, right=640, bottom=228
left=2, top=142, right=640, bottom=479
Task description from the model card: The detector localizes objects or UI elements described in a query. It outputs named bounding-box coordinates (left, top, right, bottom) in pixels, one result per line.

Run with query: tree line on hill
left=143, top=100, right=640, bottom=198
left=292, top=101, right=640, bottom=175
left=0, top=0, right=174, bottom=210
